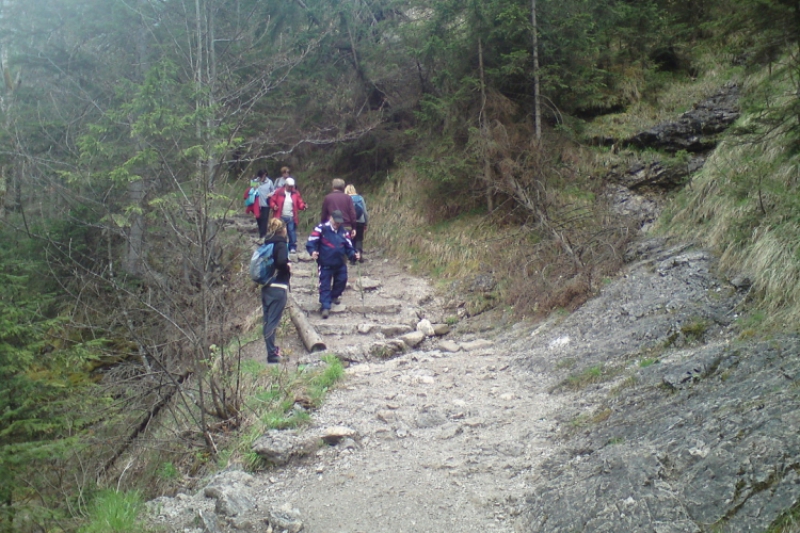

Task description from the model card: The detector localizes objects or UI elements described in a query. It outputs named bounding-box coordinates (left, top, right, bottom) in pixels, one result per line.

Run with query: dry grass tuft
left=659, top=58, right=800, bottom=329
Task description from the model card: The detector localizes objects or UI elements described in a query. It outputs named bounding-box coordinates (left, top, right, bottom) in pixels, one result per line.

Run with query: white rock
left=416, top=319, right=436, bottom=336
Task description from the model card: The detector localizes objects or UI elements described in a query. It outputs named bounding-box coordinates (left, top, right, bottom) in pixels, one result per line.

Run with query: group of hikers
left=245, top=169, right=369, bottom=364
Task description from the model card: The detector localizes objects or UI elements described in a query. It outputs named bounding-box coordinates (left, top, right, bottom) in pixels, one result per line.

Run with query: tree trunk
left=478, top=37, right=494, bottom=213
left=124, top=4, right=150, bottom=276
left=531, top=0, right=542, bottom=141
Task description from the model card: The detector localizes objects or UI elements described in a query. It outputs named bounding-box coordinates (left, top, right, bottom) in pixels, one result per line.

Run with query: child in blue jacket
left=306, top=210, right=360, bottom=318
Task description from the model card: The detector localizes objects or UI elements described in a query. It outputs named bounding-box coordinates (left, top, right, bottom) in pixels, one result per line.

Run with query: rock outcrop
left=626, top=83, right=740, bottom=153
left=513, top=238, right=800, bottom=533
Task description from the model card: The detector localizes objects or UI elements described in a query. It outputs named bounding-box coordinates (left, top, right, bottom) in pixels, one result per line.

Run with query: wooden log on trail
left=287, top=293, right=326, bottom=352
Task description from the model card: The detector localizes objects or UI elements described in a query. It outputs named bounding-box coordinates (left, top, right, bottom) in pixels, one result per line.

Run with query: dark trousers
left=257, top=209, right=270, bottom=238
left=261, top=285, right=287, bottom=360
left=353, top=222, right=366, bottom=254
left=317, top=263, right=348, bottom=310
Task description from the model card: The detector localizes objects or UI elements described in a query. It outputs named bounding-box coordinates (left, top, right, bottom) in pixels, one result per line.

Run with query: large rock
left=268, top=503, right=304, bottom=533
left=517, top=338, right=800, bottom=533
left=399, top=330, right=425, bottom=348
left=251, top=430, right=320, bottom=465
left=514, top=239, right=800, bottom=533
left=625, top=84, right=739, bottom=153
left=203, top=471, right=256, bottom=517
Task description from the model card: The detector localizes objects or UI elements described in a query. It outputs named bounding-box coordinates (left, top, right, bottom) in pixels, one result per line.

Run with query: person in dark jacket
left=305, top=210, right=360, bottom=319
left=320, top=178, right=357, bottom=236
left=261, top=217, right=291, bottom=363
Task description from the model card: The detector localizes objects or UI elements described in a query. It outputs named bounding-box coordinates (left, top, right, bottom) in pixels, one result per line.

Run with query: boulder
left=416, top=319, right=436, bottom=337
left=251, top=430, right=320, bottom=465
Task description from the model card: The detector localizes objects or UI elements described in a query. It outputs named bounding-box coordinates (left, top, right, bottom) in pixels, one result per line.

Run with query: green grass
left=79, top=490, right=146, bottom=533
left=639, top=358, right=659, bottom=368
left=235, top=354, right=345, bottom=471
left=157, top=462, right=179, bottom=480
left=557, top=364, right=620, bottom=391
left=747, top=494, right=800, bottom=533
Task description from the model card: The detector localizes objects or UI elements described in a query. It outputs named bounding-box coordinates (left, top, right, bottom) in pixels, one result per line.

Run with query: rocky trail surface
left=148, top=235, right=800, bottom=533
left=149, top=240, right=568, bottom=532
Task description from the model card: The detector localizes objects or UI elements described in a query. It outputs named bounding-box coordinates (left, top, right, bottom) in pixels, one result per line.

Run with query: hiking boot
left=321, top=308, right=330, bottom=319
left=267, top=347, right=282, bottom=364
left=332, top=297, right=341, bottom=305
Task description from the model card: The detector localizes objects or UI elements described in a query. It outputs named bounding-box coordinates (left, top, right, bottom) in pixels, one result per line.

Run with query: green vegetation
left=236, top=355, right=345, bottom=471
left=3, top=0, right=800, bottom=528
left=556, top=364, right=621, bottom=392
left=79, top=490, right=146, bottom=533
left=681, top=319, right=708, bottom=342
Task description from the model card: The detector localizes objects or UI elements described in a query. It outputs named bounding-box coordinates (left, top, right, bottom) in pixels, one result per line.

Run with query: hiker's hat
left=331, top=210, right=344, bottom=223
left=286, top=177, right=295, bottom=186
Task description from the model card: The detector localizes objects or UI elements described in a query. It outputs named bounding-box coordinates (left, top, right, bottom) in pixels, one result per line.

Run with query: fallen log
left=287, top=293, right=326, bottom=352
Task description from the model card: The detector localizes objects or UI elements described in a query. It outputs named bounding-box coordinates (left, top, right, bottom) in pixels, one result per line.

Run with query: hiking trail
left=149, top=219, right=569, bottom=532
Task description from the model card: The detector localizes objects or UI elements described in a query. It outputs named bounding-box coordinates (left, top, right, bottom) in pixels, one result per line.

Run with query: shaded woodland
left=1, top=0, right=798, bottom=530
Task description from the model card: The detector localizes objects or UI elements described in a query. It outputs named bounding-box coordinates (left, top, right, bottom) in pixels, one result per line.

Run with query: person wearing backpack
left=345, top=184, right=368, bottom=261
left=244, top=172, right=262, bottom=231
left=259, top=217, right=291, bottom=364
left=306, top=210, right=360, bottom=319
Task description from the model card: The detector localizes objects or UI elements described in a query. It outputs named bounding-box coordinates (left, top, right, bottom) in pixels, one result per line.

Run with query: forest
left=2, top=0, right=799, bottom=530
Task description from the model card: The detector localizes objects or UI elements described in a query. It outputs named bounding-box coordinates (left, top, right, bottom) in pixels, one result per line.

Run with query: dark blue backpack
left=249, top=243, right=276, bottom=284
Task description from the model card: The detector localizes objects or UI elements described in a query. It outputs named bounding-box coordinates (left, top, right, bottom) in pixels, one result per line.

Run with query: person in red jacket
left=320, top=178, right=357, bottom=236
left=268, top=177, right=307, bottom=253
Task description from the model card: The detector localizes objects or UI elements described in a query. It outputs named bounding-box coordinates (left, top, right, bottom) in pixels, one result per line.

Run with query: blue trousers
left=261, top=285, right=287, bottom=361
left=317, top=263, right=348, bottom=310
left=281, top=216, right=297, bottom=252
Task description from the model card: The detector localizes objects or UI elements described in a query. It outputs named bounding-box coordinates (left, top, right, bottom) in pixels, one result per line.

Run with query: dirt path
left=240, top=251, right=566, bottom=532
left=147, top=227, right=570, bottom=533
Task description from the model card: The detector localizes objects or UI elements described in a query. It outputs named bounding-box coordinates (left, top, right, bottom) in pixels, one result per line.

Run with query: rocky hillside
left=145, top=87, right=800, bottom=532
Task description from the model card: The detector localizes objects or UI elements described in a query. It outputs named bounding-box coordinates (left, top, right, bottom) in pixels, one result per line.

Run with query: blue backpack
left=352, top=195, right=366, bottom=220
left=249, top=243, right=277, bottom=285
left=244, top=186, right=258, bottom=207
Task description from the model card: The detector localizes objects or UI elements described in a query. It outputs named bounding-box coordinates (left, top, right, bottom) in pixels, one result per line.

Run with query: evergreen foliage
left=0, top=237, right=106, bottom=532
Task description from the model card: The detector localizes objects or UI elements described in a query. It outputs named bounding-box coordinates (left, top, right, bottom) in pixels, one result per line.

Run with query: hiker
left=320, top=178, right=357, bottom=237
left=306, top=210, right=360, bottom=319
left=269, top=177, right=307, bottom=253
left=244, top=171, right=264, bottom=233
left=261, top=217, right=291, bottom=364
left=345, top=184, right=368, bottom=261
left=256, top=170, right=275, bottom=238
left=274, top=166, right=293, bottom=190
